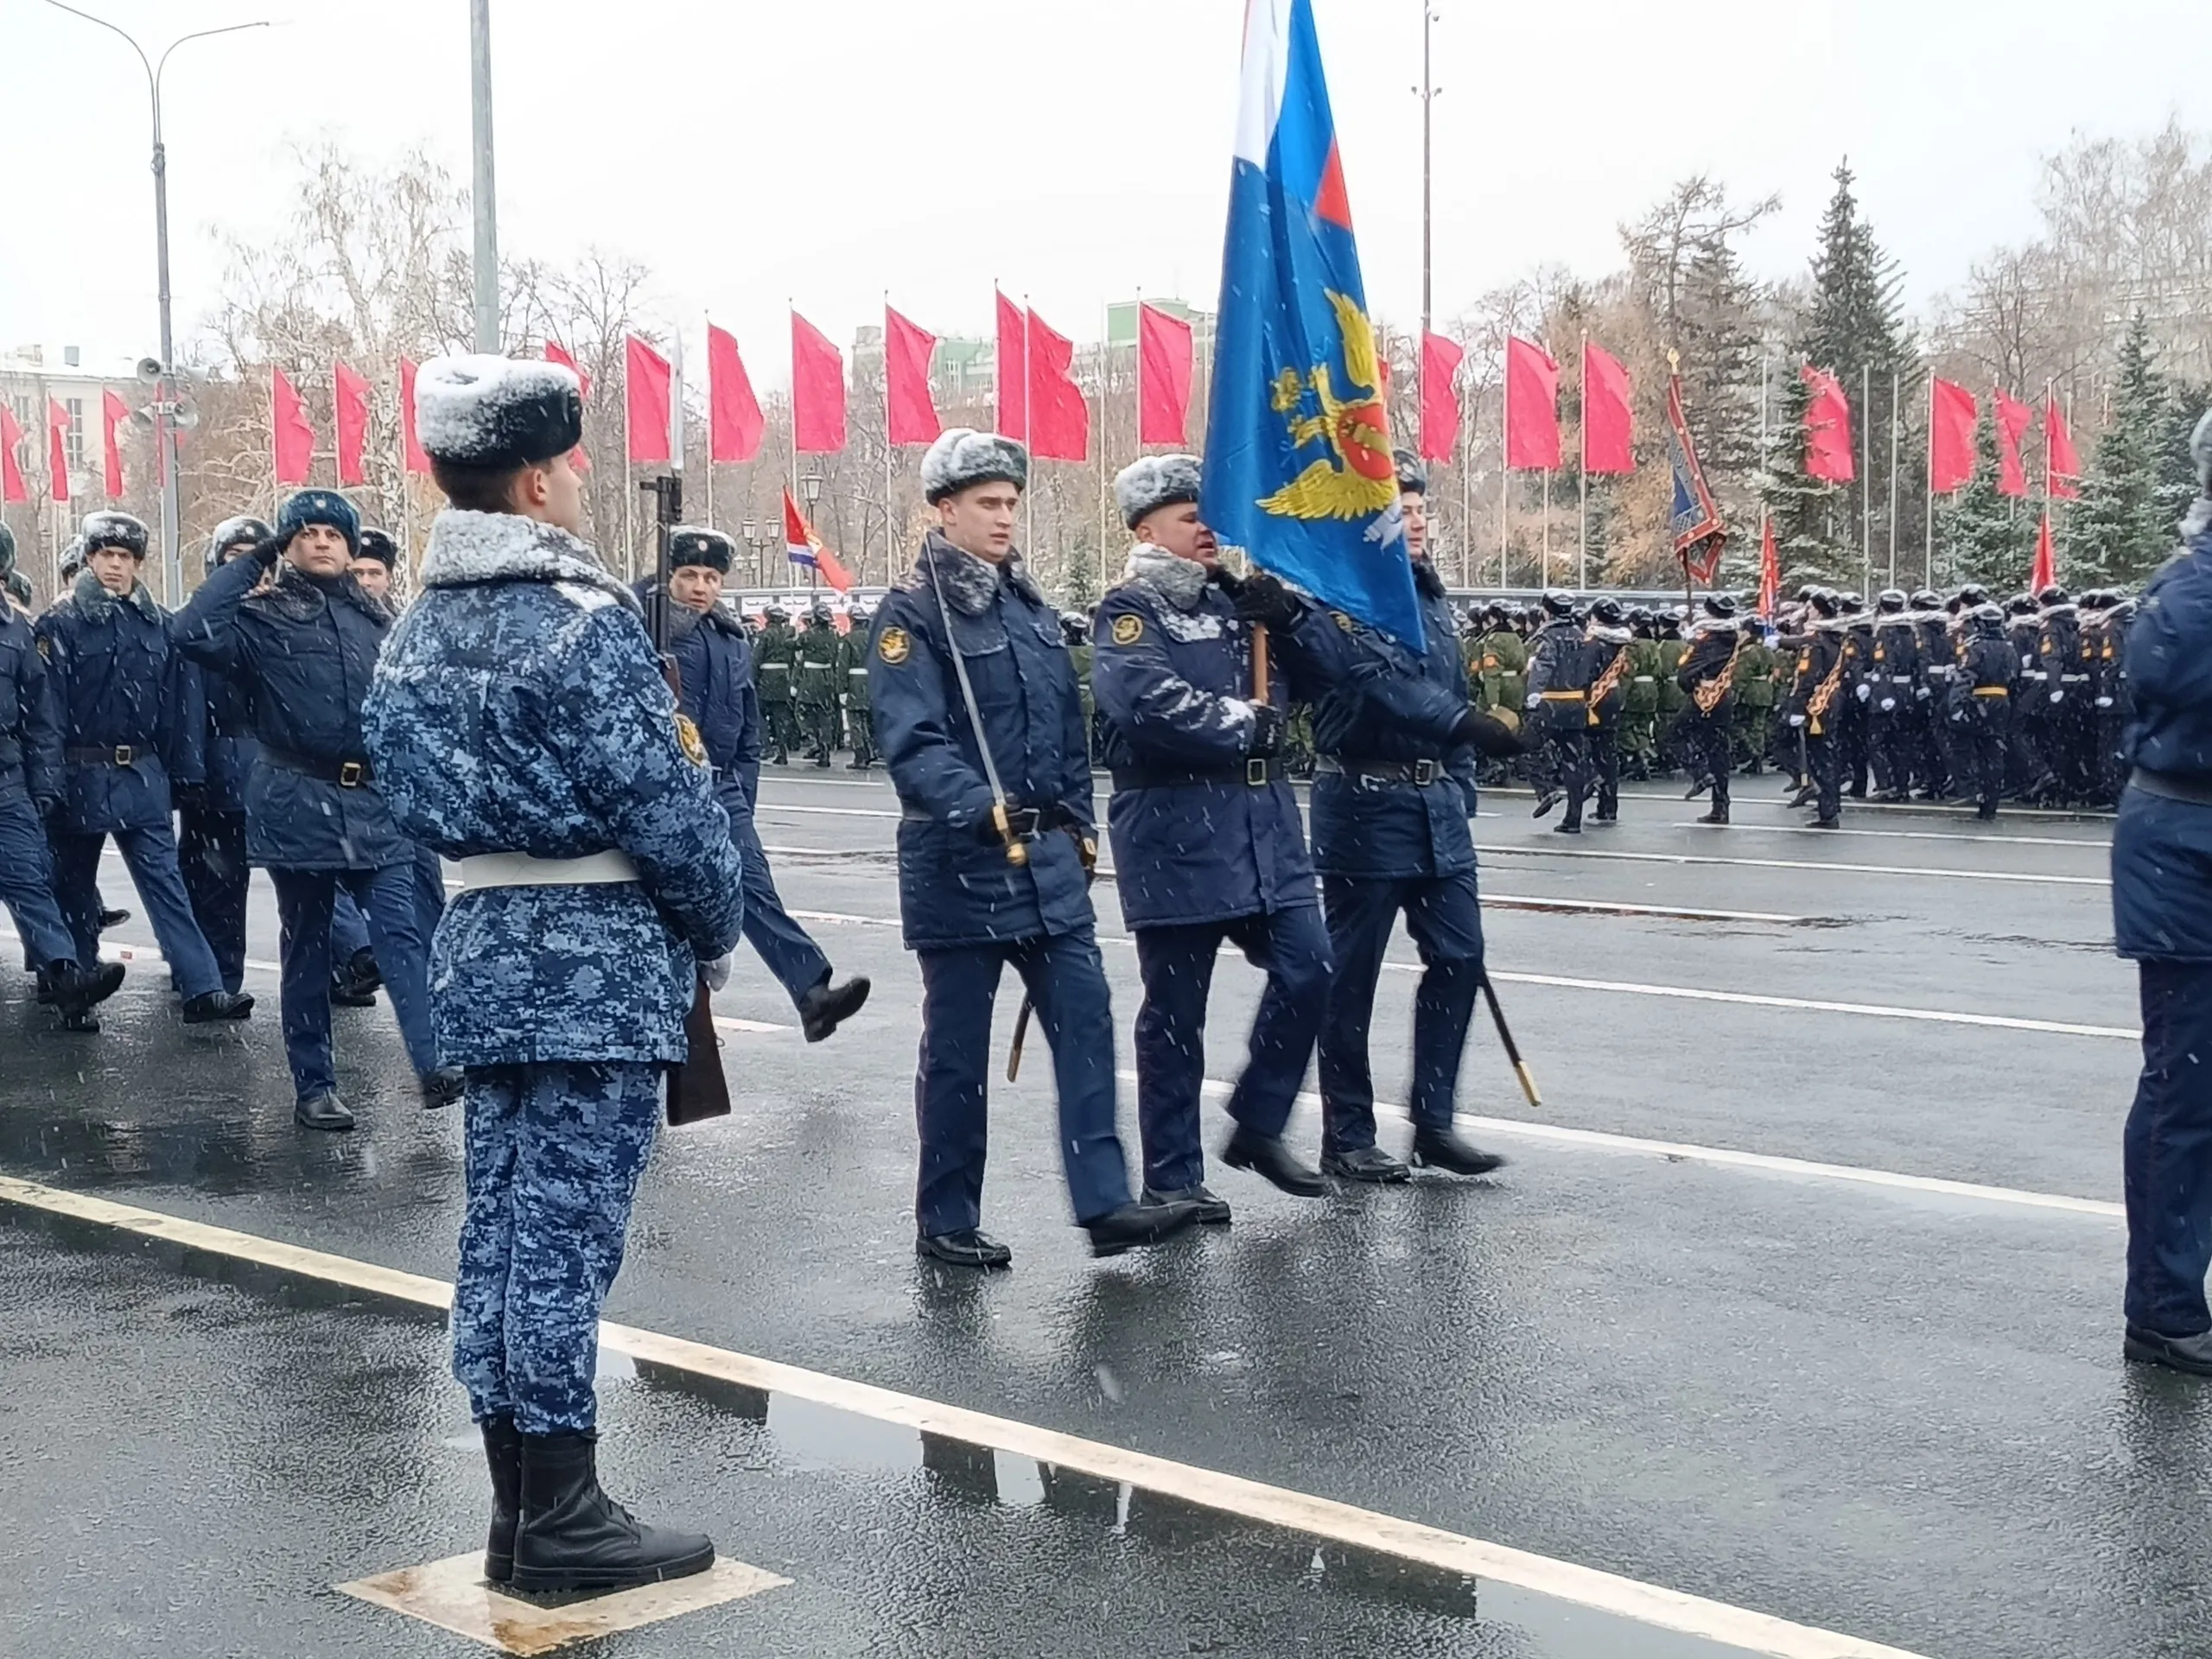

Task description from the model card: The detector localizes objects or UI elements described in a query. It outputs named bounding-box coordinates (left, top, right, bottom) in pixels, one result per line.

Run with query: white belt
left=459, top=850, right=640, bottom=890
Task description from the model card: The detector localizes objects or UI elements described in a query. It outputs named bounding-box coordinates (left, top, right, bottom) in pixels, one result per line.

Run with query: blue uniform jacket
left=1309, top=565, right=1478, bottom=880
left=1092, top=550, right=1341, bottom=927
left=363, top=510, right=745, bottom=1066
left=174, top=550, right=410, bottom=869
left=2115, top=522, right=2212, bottom=963
left=0, top=604, right=60, bottom=810
left=868, top=531, right=1094, bottom=950
left=639, top=583, right=761, bottom=819
left=35, top=571, right=202, bottom=835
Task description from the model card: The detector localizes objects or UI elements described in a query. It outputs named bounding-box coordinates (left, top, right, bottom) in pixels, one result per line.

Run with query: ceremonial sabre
left=1479, top=972, right=1541, bottom=1108
left=922, top=547, right=1028, bottom=869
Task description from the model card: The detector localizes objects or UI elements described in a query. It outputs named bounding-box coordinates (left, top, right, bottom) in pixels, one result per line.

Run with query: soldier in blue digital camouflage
left=363, top=355, right=746, bottom=1595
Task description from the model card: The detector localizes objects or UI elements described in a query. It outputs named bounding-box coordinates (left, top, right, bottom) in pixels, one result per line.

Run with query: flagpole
left=1859, top=361, right=1872, bottom=597
left=703, top=314, right=716, bottom=535
left=396, top=363, right=412, bottom=595
left=1459, top=357, right=1472, bottom=590
left=1923, top=371, right=1936, bottom=588
left=1498, top=353, right=1510, bottom=588
left=1886, top=369, right=1900, bottom=591
left=621, top=343, right=633, bottom=584
left=1098, top=298, right=1111, bottom=597
left=1022, top=291, right=1034, bottom=561
left=882, top=292, right=893, bottom=591
left=788, top=300, right=801, bottom=602
left=1577, top=331, right=1589, bottom=591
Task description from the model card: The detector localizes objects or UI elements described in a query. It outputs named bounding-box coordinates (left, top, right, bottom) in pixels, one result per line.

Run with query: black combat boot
left=1221, top=1124, right=1325, bottom=1197
left=48, top=959, right=124, bottom=1020
left=481, top=1414, right=522, bottom=1585
left=1083, top=1197, right=1204, bottom=1258
left=1410, top=1126, right=1509, bottom=1175
left=98, top=906, right=130, bottom=931
left=510, top=1430, right=715, bottom=1595
left=181, top=988, right=255, bottom=1023
left=1696, top=804, right=1730, bottom=825
left=1143, top=1184, right=1232, bottom=1225
left=295, top=1092, right=354, bottom=1132
left=421, top=1065, right=467, bottom=1109
left=796, top=974, right=871, bottom=1043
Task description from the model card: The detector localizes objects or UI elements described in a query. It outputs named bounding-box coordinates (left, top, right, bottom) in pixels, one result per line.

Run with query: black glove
left=1452, top=707, right=1527, bottom=759
left=1246, top=702, right=1287, bottom=759
left=1223, top=569, right=1301, bottom=632
left=976, top=802, right=1040, bottom=847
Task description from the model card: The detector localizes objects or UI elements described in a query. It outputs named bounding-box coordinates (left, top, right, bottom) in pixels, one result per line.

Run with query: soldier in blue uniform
left=638, top=526, right=869, bottom=1041
left=175, top=491, right=450, bottom=1131
left=0, top=522, right=124, bottom=1029
left=869, top=428, right=1200, bottom=1268
left=1524, top=588, right=1592, bottom=831
left=1950, top=601, right=2017, bottom=821
left=37, top=511, right=251, bottom=1026
left=1092, top=455, right=1343, bottom=1219
left=177, top=515, right=271, bottom=997
left=364, top=354, right=746, bottom=1591
left=2116, top=411, right=2212, bottom=1376
left=1310, top=453, right=1522, bottom=1182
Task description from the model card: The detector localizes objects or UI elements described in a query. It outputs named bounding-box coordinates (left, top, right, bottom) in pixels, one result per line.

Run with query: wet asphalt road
left=2, top=767, right=2190, bottom=1659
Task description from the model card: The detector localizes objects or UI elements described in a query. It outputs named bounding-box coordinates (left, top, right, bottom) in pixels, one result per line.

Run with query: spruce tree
left=2064, top=312, right=2176, bottom=588
left=1940, top=410, right=2033, bottom=592
left=1764, top=162, right=1915, bottom=593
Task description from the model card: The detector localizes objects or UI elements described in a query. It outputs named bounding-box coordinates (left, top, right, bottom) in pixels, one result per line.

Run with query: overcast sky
left=5, top=0, right=2208, bottom=379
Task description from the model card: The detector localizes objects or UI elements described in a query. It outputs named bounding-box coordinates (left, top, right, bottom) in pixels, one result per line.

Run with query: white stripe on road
left=0, top=1173, right=1934, bottom=1659
left=779, top=908, right=2137, bottom=1041
left=1130, top=1073, right=2125, bottom=1222
left=1478, top=842, right=2110, bottom=888
left=1668, top=821, right=2109, bottom=850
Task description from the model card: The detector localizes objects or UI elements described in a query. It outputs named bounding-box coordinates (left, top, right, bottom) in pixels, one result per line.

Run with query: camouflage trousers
left=452, top=1060, right=660, bottom=1434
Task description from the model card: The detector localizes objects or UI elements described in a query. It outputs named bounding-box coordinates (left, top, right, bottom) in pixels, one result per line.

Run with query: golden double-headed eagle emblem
left=1255, top=291, right=1400, bottom=524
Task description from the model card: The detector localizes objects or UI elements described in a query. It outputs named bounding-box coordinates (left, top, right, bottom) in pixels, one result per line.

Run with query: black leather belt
left=262, top=747, right=374, bottom=787
left=66, top=743, right=151, bottom=766
left=1113, top=760, right=1284, bottom=791
left=1318, top=756, right=1448, bottom=785
left=2130, top=768, right=2212, bottom=808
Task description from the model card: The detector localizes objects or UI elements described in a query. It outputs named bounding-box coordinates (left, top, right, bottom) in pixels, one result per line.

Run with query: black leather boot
left=1220, top=1125, right=1325, bottom=1197
left=1410, top=1126, right=1509, bottom=1175
left=511, top=1429, right=715, bottom=1594
left=797, top=974, right=871, bottom=1042
left=482, top=1415, right=521, bottom=1585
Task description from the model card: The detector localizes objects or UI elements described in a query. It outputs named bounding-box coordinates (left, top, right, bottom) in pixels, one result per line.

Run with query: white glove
left=2095, top=696, right=2114, bottom=709
left=2050, top=690, right=2064, bottom=704
left=1916, top=686, right=1931, bottom=701
left=1878, top=698, right=1896, bottom=713
left=1523, top=694, right=1541, bottom=710
left=1855, top=682, right=1872, bottom=703
left=700, top=953, right=734, bottom=993
left=1788, top=713, right=1807, bottom=728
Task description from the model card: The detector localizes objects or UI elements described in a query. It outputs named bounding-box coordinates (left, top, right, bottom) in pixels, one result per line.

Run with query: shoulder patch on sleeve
left=1109, top=613, right=1145, bottom=647
left=1331, top=610, right=1355, bottom=632
left=876, top=626, right=911, bottom=664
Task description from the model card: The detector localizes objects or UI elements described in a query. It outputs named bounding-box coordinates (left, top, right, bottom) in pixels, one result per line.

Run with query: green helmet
left=0, top=521, right=15, bottom=579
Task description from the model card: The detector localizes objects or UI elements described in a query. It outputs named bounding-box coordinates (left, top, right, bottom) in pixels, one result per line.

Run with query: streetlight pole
left=42, top=2, right=268, bottom=601
left=470, top=0, right=500, bottom=353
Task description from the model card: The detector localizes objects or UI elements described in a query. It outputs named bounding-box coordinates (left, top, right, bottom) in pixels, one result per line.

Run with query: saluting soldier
left=365, top=353, right=747, bottom=1592
left=1310, top=451, right=1522, bottom=1182
left=1677, top=594, right=1742, bottom=825
left=1092, top=455, right=1344, bottom=1219
left=1524, top=588, right=1592, bottom=830
left=869, top=429, right=1198, bottom=1268
left=1582, top=596, right=1634, bottom=823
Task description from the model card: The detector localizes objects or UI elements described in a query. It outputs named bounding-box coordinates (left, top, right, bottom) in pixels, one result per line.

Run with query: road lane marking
left=1669, top=821, right=2109, bottom=850
left=1126, top=1074, right=2123, bottom=1221
left=0, top=1174, right=1931, bottom=1659
left=1478, top=843, right=2110, bottom=887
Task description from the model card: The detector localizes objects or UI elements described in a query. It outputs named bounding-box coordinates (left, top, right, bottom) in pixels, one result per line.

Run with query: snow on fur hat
left=921, top=428, right=1027, bottom=505
left=206, top=515, right=273, bottom=572
left=668, top=526, right=734, bottom=573
left=276, top=489, right=359, bottom=556
left=1114, top=454, right=1202, bottom=529
left=415, top=353, right=583, bottom=470
left=1394, top=448, right=1429, bottom=495
left=354, top=526, right=399, bottom=569
left=80, top=510, right=150, bottom=560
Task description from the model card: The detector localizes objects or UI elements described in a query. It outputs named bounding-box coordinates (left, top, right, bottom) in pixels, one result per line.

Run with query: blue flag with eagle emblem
left=1200, top=0, right=1424, bottom=648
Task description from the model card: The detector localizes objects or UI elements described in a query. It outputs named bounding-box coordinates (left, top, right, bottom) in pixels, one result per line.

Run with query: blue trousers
left=330, top=888, right=372, bottom=964
left=734, top=815, right=829, bottom=1003
left=178, top=808, right=250, bottom=995
left=913, top=930, right=1133, bottom=1234
left=51, top=824, right=223, bottom=1000
left=1316, top=870, right=1485, bottom=1154
left=451, top=1060, right=659, bottom=1434
left=270, top=864, right=436, bottom=1103
left=1130, top=906, right=1332, bottom=1192
left=414, top=842, right=447, bottom=948
left=0, top=797, right=74, bottom=968
left=2125, top=960, right=2212, bottom=1338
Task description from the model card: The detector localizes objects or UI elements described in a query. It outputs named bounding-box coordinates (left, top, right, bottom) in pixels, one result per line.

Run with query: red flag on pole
left=1417, top=331, right=1464, bottom=462
left=884, top=307, right=942, bottom=446
left=46, top=399, right=70, bottom=505
left=706, top=324, right=765, bottom=462
left=995, top=289, right=1027, bottom=441
left=100, top=389, right=129, bottom=499
left=333, top=361, right=371, bottom=486
left=625, top=334, right=672, bottom=465
left=398, top=357, right=430, bottom=474
left=783, top=489, right=854, bottom=592
left=541, top=342, right=592, bottom=470
left=271, top=367, right=315, bottom=486
left=1025, top=308, right=1088, bottom=461
left=1503, top=337, right=1560, bottom=470
left=1801, top=365, right=1855, bottom=483
left=1758, top=513, right=1781, bottom=619
left=791, top=313, right=847, bottom=454
left=1928, top=378, right=1978, bottom=494
left=1993, top=391, right=2034, bottom=499
left=1581, top=340, right=1633, bottom=474
left=2031, top=508, right=2056, bottom=592
left=1138, top=303, right=1194, bottom=446
left=0, top=404, right=28, bottom=504
left=2046, top=396, right=2081, bottom=499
